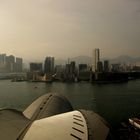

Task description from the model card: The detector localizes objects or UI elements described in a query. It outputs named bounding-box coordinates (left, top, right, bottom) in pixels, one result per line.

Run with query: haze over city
left=0, top=0, right=140, bottom=61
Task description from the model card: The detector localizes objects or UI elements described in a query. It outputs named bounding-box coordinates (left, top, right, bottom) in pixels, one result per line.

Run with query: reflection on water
left=0, top=80, right=140, bottom=127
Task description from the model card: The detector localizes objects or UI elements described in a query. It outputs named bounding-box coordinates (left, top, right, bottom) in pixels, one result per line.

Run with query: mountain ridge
left=55, top=55, right=140, bottom=65
left=23, top=55, right=140, bottom=68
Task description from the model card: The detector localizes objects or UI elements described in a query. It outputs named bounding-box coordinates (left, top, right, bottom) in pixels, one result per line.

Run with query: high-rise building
left=79, top=64, right=88, bottom=72
left=6, top=55, right=15, bottom=63
left=104, top=60, right=109, bottom=72
left=30, top=63, right=43, bottom=72
left=44, top=57, right=54, bottom=74
left=97, top=61, right=103, bottom=72
left=6, top=55, right=15, bottom=72
left=15, top=57, right=23, bottom=72
left=111, top=64, right=121, bottom=72
left=0, top=53, right=23, bottom=73
left=70, top=61, right=76, bottom=74
left=64, top=61, right=77, bottom=81
left=92, top=48, right=100, bottom=72
left=0, top=54, right=7, bottom=72
left=0, top=54, right=6, bottom=64
left=65, top=64, right=70, bottom=75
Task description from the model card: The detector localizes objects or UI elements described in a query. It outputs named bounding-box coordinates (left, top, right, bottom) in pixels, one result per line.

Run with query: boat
left=129, top=118, right=140, bottom=129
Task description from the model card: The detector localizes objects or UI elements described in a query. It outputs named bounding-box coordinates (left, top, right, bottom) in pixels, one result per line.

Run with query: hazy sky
left=0, top=0, right=140, bottom=61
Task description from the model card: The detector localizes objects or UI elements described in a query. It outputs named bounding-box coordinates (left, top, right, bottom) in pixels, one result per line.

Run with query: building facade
left=97, top=61, right=103, bottom=72
left=104, top=60, right=109, bottom=72
left=30, top=63, right=43, bottom=72
left=6, top=55, right=15, bottom=72
left=79, top=64, right=88, bottom=72
left=15, top=57, right=23, bottom=72
left=92, top=48, right=100, bottom=72
left=44, top=57, right=54, bottom=74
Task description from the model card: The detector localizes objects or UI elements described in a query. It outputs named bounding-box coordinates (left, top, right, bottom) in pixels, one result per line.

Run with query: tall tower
left=104, top=60, right=109, bottom=72
left=15, top=57, right=23, bottom=72
left=92, top=48, right=100, bottom=72
left=6, top=55, right=15, bottom=72
left=44, top=56, right=54, bottom=74
left=0, top=54, right=6, bottom=64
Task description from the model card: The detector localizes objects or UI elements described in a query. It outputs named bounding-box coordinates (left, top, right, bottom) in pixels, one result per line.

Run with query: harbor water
left=0, top=79, right=140, bottom=128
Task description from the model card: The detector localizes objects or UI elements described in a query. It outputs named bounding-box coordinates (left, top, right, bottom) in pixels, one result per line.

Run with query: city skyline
left=0, top=0, right=140, bottom=61
left=0, top=53, right=23, bottom=72
left=1, top=52, right=140, bottom=65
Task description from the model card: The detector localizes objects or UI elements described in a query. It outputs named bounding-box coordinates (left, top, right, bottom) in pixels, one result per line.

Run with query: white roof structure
left=23, top=111, right=88, bottom=140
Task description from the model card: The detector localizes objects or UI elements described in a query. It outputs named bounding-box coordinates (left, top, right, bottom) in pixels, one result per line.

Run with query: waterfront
left=0, top=79, right=140, bottom=128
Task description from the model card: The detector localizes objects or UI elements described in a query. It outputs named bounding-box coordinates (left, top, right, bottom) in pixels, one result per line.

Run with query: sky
left=0, top=0, right=140, bottom=61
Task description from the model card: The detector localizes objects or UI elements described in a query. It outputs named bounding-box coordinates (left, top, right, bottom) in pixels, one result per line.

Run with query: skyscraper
left=97, top=61, right=103, bottom=72
left=44, top=57, right=54, bottom=74
left=0, top=54, right=6, bottom=64
left=30, top=63, right=42, bottom=72
left=70, top=61, right=76, bottom=74
left=92, top=48, right=100, bottom=72
left=0, top=54, right=6, bottom=72
left=15, top=57, right=23, bottom=72
left=6, top=55, right=15, bottom=72
left=79, top=64, right=88, bottom=72
left=104, top=60, right=109, bottom=72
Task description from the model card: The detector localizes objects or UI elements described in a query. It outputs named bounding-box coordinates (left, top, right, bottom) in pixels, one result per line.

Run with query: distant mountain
left=109, top=55, right=140, bottom=64
left=69, top=56, right=92, bottom=64
left=55, top=55, right=140, bottom=65
left=55, top=56, right=92, bottom=65
left=55, top=59, right=66, bottom=65
left=24, top=55, right=140, bottom=68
